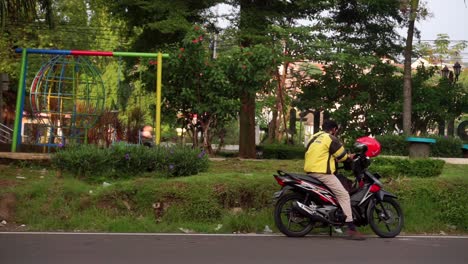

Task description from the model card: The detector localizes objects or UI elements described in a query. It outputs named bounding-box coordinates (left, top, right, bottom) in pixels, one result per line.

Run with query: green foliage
left=222, top=44, right=280, bottom=95
left=51, top=143, right=209, bottom=181
left=372, top=157, right=445, bottom=178
left=376, top=135, right=463, bottom=158
left=163, top=145, right=210, bottom=177
left=259, top=144, right=305, bottom=160
left=163, top=25, right=239, bottom=152
left=51, top=144, right=110, bottom=179
left=390, top=178, right=468, bottom=232
left=5, top=162, right=467, bottom=233
left=176, top=196, right=222, bottom=222
left=3, top=160, right=468, bottom=233
left=110, top=0, right=220, bottom=50
left=428, top=136, right=464, bottom=158
left=297, top=55, right=404, bottom=141
left=437, top=182, right=468, bottom=228
left=376, top=135, right=409, bottom=156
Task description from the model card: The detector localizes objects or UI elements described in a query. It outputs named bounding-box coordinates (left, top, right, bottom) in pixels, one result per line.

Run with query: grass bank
left=0, top=159, right=466, bottom=234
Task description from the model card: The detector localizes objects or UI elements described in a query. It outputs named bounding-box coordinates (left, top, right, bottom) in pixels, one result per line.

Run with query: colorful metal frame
left=12, top=48, right=169, bottom=152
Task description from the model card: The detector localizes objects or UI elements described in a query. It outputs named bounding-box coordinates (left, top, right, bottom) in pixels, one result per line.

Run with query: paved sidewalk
left=0, top=152, right=466, bottom=164
left=211, top=156, right=468, bottom=165
left=381, top=155, right=468, bottom=165
left=433, top=157, right=468, bottom=165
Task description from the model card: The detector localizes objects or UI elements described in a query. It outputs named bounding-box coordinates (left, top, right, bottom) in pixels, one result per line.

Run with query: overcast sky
left=416, top=0, right=468, bottom=62
left=417, top=0, right=468, bottom=41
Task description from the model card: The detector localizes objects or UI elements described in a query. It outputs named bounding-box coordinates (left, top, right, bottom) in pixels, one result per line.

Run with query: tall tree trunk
left=274, top=72, right=283, bottom=142
left=190, top=125, right=198, bottom=148
left=403, top=0, right=419, bottom=135
left=447, top=117, right=455, bottom=136
left=239, top=90, right=256, bottom=158
left=275, top=61, right=289, bottom=143
left=238, top=0, right=269, bottom=158
left=201, top=118, right=213, bottom=155
left=313, top=110, right=321, bottom=134
left=268, top=109, right=278, bottom=143
left=438, top=119, right=445, bottom=136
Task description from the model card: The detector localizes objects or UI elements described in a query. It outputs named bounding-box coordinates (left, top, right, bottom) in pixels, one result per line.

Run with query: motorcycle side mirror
left=354, top=143, right=368, bottom=154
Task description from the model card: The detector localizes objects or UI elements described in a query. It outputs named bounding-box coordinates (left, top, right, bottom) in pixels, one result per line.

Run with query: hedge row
left=258, top=144, right=305, bottom=159
left=51, top=143, right=209, bottom=181
left=370, top=157, right=445, bottom=178
left=259, top=135, right=463, bottom=159
left=376, top=135, right=464, bottom=158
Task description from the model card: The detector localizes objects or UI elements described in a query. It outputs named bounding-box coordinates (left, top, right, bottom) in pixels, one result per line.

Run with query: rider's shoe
left=346, top=230, right=366, bottom=240
left=333, top=226, right=343, bottom=234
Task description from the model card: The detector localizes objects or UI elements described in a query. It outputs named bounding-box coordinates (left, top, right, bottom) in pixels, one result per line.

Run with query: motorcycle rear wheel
left=367, top=196, right=404, bottom=238
left=274, top=193, right=314, bottom=237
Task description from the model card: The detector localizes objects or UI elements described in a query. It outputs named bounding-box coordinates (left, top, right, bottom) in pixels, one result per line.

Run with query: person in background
left=140, top=125, right=154, bottom=147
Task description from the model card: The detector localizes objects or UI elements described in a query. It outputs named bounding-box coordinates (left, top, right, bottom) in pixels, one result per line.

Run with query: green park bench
left=463, top=144, right=468, bottom=158
left=406, top=137, right=436, bottom=158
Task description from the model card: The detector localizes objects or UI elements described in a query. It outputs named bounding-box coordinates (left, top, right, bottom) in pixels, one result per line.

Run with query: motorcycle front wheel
left=274, top=192, right=314, bottom=237
left=367, top=196, right=404, bottom=238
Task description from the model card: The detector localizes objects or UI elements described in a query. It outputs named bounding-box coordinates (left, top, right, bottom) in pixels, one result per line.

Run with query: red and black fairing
left=274, top=171, right=338, bottom=206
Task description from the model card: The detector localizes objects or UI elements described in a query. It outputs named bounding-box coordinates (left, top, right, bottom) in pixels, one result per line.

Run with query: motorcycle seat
left=282, top=172, right=327, bottom=187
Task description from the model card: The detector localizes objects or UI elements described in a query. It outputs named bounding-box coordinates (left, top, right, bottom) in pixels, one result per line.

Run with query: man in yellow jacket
left=304, top=119, right=364, bottom=240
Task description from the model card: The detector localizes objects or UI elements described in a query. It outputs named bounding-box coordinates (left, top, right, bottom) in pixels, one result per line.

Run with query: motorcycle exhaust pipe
left=292, top=201, right=333, bottom=224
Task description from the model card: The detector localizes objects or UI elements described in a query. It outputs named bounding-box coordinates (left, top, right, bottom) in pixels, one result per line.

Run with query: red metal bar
left=70, top=50, right=114, bottom=56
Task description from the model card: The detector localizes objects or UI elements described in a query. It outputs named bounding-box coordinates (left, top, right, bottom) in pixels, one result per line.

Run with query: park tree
left=164, top=26, right=239, bottom=154
left=414, top=34, right=467, bottom=135
left=236, top=0, right=275, bottom=158
left=400, top=0, right=433, bottom=135
left=415, top=34, right=467, bottom=67
left=110, top=0, right=222, bottom=51
left=402, top=0, right=420, bottom=135
left=0, top=0, right=54, bottom=31
left=295, top=0, right=406, bottom=140
left=233, top=0, right=328, bottom=157
left=410, top=65, right=467, bottom=136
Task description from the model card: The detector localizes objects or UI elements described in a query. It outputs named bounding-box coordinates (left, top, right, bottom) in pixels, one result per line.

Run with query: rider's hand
left=348, top=153, right=355, bottom=160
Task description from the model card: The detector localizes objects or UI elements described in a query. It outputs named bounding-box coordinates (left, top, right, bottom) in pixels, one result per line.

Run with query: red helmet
left=356, top=136, right=381, bottom=157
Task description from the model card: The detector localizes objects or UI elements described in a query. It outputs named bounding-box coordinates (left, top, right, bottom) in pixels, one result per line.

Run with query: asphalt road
left=1, top=233, right=467, bottom=264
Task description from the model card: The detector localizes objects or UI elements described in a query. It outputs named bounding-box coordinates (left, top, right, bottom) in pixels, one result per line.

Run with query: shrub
left=375, top=135, right=409, bottom=156
left=259, top=144, right=305, bottom=159
left=376, top=135, right=463, bottom=157
left=52, top=144, right=110, bottom=178
left=108, top=142, right=153, bottom=177
left=51, top=143, right=210, bottom=181
left=371, top=157, right=445, bottom=178
left=428, top=136, right=463, bottom=158
left=163, top=146, right=209, bottom=177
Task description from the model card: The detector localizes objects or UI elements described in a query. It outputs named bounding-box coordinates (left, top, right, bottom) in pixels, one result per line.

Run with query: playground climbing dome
left=12, top=48, right=168, bottom=152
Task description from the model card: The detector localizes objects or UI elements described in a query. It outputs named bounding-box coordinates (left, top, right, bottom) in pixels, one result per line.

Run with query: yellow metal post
left=155, top=52, right=162, bottom=145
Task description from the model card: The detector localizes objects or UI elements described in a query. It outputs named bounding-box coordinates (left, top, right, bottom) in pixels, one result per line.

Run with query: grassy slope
left=0, top=160, right=467, bottom=234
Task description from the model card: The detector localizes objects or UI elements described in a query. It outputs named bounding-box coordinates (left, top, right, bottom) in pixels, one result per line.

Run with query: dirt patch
left=0, top=187, right=28, bottom=232
left=0, top=179, right=17, bottom=188
left=0, top=193, right=17, bottom=222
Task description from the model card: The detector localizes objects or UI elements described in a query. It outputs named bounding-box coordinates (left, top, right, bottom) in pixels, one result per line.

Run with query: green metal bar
left=11, top=49, right=28, bottom=152
left=113, top=51, right=169, bottom=58
left=155, top=52, right=163, bottom=145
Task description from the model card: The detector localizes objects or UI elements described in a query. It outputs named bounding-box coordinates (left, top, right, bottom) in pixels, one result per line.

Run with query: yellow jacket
left=304, top=131, right=349, bottom=174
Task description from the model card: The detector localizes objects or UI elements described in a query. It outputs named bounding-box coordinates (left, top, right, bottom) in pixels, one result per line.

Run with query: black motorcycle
left=273, top=143, right=404, bottom=238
